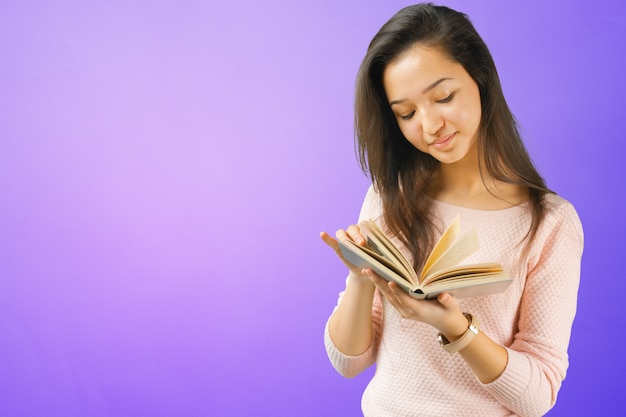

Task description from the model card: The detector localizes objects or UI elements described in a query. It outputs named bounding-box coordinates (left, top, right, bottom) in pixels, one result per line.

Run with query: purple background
left=1, top=1, right=624, bottom=416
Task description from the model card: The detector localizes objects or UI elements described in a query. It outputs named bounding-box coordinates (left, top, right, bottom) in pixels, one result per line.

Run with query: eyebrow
left=389, top=77, right=452, bottom=107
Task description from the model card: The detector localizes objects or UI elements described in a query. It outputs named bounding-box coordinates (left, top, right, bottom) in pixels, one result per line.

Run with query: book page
left=360, top=220, right=416, bottom=282
left=420, top=215, right=460, bottom=280
left=422, top=262, right=503, bottom=283
left=337, top=238, right=415, bottom=290
left=421, top=228, right=479, bottom=285
left=414, top=273, right=512, bottom=300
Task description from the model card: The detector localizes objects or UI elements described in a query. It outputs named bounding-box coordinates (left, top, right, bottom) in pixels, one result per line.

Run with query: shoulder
left=542, top=193, right=583, bottom=237
left=358, top=184, right=383, bottom=222
left=535, top=193, right=584, bottom=252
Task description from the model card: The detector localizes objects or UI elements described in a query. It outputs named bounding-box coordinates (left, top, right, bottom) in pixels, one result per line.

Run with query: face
left=383, top=44, right=482, bottom=165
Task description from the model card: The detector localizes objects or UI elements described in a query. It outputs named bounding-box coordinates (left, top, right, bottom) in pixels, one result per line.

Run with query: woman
left=321, top=4, right=583, bottom=416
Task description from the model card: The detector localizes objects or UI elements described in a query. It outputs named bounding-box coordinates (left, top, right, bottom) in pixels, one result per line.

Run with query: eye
left=400, top=111, right=415, bottom=121
left=436, top=92, right=455, bottom=104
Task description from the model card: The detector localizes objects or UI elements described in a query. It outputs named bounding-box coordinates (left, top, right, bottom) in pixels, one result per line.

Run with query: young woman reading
left=321, top=4, right=583, bottom=416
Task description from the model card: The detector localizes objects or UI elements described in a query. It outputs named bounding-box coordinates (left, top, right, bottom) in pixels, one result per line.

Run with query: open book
left=337, top=216, right=512, bottom=299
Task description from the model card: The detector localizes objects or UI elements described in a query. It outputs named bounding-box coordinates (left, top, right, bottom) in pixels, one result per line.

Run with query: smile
left=431, top=133, right=456, bottom=150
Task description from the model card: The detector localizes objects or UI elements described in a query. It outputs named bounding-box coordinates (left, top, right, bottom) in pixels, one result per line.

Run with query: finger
left=363, top=271, right=417, bottom=317
left=345, top=224, right=366, bottom=245
left=334, top=228, right=349, bottom=242
left=386, top=281, right=413, bottom=309
left=322, top=230, right=365, bottom=272
left=437, top=292, right=460, bottom=310
left=321, top=231, right=353, bottom=264
left=363, top=268, right=387, bottom=286
left=384, top=281, right=425, bottom=319
left=365, top=269, right=387, bottom=290
left=320, top=231, right=339, bottom=250
left=368, top=273, right=405, bottom=308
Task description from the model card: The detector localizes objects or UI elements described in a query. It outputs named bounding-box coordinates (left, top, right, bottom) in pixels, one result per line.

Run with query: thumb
left=437, top=292, right=459, bottom=310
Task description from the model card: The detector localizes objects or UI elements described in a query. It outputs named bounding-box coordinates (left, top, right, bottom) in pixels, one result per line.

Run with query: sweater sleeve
left=482, top=201, right=584, bottom=416
left=324, top=289, right=383, bottom=378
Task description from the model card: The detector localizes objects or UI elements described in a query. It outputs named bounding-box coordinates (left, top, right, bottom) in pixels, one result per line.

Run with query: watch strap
left=437, top=313, right=479, bottom=354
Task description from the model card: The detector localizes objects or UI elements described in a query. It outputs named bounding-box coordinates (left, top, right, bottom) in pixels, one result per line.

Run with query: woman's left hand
left=365, top=269, right=469, bottom=338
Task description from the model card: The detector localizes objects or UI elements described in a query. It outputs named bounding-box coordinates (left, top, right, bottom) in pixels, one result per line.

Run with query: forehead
left=383, top=45, right=469, bottom=95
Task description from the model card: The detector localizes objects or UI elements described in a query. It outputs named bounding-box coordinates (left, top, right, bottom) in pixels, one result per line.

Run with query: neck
left=432, top=149, right=488, bottom=198
left=436, top=160, right=486, bottom=197
left=429, top=156, right=527, bottom=210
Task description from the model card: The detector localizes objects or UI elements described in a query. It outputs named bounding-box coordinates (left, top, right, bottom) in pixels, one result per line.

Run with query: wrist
left=437, top=313, right=479, bottom=354
left=440, top=312, right=471, bottom=341
left=346, top=271, right=376, bottom=290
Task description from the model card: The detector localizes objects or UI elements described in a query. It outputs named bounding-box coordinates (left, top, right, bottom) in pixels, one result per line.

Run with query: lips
left=431, top=132, right=455, bottom=149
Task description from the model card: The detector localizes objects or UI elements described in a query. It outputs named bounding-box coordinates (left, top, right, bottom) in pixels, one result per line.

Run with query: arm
left=327, top=270, right=376, bottom=356
left=321, top=186, right=383, bottom=377
left=369, top=276, right=509, bottom=384
left=480, top=203, right=584, bottom=415
left=369, top=201, right=583, bottom=416
left=321, top=230, right=381, bottom=378
left=323, top=276, right=383, bottom=378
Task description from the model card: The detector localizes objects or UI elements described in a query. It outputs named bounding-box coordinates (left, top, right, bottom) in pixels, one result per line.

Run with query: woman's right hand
left=320, top=225, right=373, bottom=285
left=322, top=225, right=378, bottom=356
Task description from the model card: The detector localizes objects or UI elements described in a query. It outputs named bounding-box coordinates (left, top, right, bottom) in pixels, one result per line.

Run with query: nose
left=420, top=106, right=445, bottom=137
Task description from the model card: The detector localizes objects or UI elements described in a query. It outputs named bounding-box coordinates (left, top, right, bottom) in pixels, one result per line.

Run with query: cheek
left=461, top=93, right=482, bottom=130
left=400, top=129, right=428, bottom=151
left=449, top=103, right=481, bottom=132
left=467, top=107, right=482, bottom=132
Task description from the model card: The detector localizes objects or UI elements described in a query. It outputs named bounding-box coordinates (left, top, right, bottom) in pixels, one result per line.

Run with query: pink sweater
left=324, top=186, right=583, bottom=417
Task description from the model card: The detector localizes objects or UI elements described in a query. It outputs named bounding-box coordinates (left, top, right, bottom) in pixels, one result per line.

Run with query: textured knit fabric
left=324, top=186, right=583, bottom=417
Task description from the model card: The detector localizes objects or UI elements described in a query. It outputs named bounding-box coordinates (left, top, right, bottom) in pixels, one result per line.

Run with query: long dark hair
left=355, top=3, right=550, bottom=269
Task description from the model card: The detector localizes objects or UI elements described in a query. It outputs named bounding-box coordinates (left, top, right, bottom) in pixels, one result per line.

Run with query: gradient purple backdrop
left=1, top=1, right=624, bottom=416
